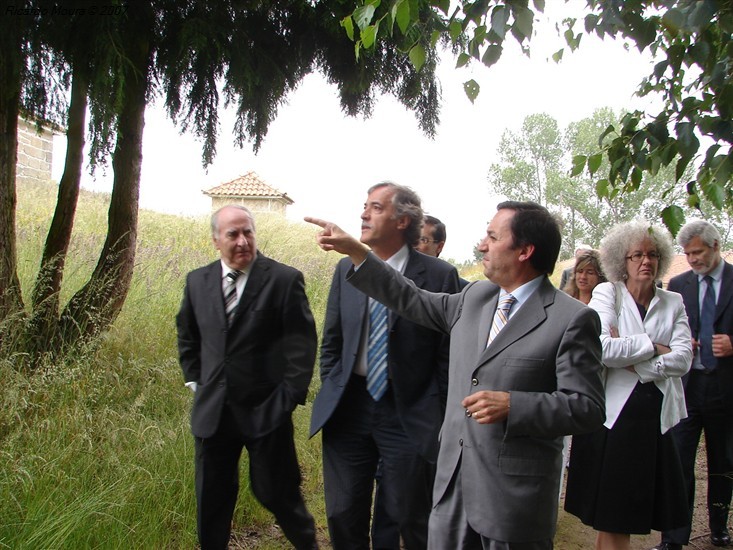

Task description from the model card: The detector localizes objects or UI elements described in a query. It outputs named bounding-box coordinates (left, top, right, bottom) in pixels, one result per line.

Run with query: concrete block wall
left=16, top=118, right=54, bottom=185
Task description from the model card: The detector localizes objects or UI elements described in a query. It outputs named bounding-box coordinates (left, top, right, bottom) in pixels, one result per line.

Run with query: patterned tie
left=224, top=271, right=241, bottom=326
left=700, top=275, right=717, bottom=370
left=367, top=299, right=389, bottom=400
left=487, top=293, right=516, bottom=347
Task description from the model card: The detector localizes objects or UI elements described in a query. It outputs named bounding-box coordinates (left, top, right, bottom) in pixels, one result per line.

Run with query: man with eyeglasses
left=655, top=220, right=733, bottom=550
left=416, top=215, right=447, bottom=258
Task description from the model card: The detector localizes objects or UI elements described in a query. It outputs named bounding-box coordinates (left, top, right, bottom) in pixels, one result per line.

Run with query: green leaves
left=353, top=3, right=378, bottom=30
left=464, top=79, right=480, bottom=103
left=394, top=0, right=410, bottom=34
left=482, top=44, right=502, bottom=68
left=661, top=205, right=685, bottom=237
left=571, top=155, right=586, bottom=177
left=333, top=0, right=733, bottom=239
left=409, top=44, right=426, bottom=71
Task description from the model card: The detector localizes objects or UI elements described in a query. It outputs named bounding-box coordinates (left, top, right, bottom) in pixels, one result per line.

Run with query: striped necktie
left=487, top=293, right=516, bottom=347
left=367, top=299, right=389, bottom=400
left=700, top=275, right=717, bottom=370
left=224, top=271, right=241, bottom=325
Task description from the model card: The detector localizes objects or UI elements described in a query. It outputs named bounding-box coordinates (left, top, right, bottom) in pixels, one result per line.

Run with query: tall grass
left=1, top=181, right=337, bottom=548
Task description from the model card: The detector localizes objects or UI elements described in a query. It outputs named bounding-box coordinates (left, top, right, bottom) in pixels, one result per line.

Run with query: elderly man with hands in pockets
left=305, top=200, right=606, bottom=550
left=177, top=205, right=318, bottom=550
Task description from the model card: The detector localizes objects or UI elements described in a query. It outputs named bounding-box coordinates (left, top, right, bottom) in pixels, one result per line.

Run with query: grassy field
left=3, top=181, right=580, bottom=549
left=2, top=181, right=339, bottom=549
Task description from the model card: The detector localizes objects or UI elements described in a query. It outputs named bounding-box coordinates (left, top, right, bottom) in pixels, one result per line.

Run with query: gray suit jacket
left=347, top=253, right=605, bottom=542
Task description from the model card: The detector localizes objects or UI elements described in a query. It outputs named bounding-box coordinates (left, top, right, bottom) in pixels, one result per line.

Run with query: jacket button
left=472, top=378, right=479, bottom=386
left=459, top=439, right=463, bottom=446
left=465, top=409, right=471, bottom=417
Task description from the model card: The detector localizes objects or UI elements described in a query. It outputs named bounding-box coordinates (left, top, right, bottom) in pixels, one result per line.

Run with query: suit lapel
left=203, top=261, right=228, bottom=327
left=477, top=288, right=500, bottom=354
left=678, top=271, right=700, bottom=334
left=716, top=262, right=733, bottom=324
left=478, top=278, right=553, bottom=364
left=389, top=249, right=425, bottom=329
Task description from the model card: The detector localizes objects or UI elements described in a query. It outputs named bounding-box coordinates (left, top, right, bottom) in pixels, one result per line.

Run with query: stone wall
left=210, top=196, right=288, bottom=215
left=16, top=118, right=55, bottom=185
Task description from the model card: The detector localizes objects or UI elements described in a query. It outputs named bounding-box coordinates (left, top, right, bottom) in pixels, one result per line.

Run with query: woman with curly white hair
left=564, top=220, right=693, bottom=550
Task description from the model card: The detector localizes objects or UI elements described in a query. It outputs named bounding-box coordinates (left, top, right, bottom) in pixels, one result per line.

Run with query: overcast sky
left=52, top=4, right=659, bottom=262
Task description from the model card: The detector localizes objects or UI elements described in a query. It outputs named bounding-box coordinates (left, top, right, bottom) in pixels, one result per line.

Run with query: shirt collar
left=220, top=256, right=254, bottom=279
left=501, top=275, right=544, bottom=309
left=384, top=244, right=410, bottom=274
left=698, top=258, right=724, bottom=284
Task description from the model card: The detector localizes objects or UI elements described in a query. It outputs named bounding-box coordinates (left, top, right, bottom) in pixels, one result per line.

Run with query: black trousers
left=663, top=369, right=733, bottom=545
left=322, top=375, right=434, bottom=550
left=194, top=407, right=316, bottom=549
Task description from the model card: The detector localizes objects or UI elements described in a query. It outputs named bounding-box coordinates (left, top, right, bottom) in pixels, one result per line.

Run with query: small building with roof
left=203, top=171, right=293, bottom=215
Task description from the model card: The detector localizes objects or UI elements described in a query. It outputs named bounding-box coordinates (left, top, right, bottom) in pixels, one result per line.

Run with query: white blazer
left=589, top=281, right=692, bottom=433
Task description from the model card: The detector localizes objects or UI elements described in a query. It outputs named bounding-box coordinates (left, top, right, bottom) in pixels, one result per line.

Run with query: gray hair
left=368, top=181, right=423, bottom=246
left=677, top=219, right=721, bottom=248
left=599, top=220, right=675, bottom=282
left=210, top=205, right=255, bottom=238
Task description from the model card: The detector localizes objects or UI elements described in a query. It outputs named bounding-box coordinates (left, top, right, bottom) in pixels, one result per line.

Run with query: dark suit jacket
left=668, top=261, right=733, bottom=406
left=347, top=254, right=605, bottom=542
left=177, top=254, right=317, bottom=439
left=310, top=248, right=461, bottom=462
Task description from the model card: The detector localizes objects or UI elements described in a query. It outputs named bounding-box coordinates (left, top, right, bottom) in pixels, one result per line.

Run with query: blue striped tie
left=367, top=299, right=389, bottom=400
left=487, top=294, right=515, bottom=347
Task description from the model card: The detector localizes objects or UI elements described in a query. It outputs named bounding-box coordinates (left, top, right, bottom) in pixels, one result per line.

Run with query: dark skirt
left=564, top=381, right=688, bottom=534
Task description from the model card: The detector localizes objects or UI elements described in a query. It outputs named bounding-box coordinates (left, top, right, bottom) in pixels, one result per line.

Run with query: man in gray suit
left=306, top=200, right=606, bottom=549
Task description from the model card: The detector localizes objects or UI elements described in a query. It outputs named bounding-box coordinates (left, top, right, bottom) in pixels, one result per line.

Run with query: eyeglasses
left=418, top=237, right=440, bottom=244
left=626, top=251, right=661, bottom=262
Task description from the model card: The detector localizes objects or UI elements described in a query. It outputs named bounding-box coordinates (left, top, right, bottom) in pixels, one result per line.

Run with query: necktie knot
left=227, top=270, right=242, bottom=283
left=498, top=294, right=516, bottom=312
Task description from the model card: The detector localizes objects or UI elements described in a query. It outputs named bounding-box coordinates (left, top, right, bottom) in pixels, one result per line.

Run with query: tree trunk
left=27, top=69, right=88, bottom=351
left=0, top=24, right=25, bottom=329
left=58, top=17, right=152, bottom=346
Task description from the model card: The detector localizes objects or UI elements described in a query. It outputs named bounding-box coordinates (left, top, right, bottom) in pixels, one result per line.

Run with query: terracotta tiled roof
left=203, top=171, right=293, bottom=204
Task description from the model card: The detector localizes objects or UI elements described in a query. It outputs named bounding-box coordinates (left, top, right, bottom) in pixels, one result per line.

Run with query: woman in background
left=564, top=221, right=692, bottom=550
left=559, top=249, right=608, bottom=486
left=562, top=249, right=606, bottom=304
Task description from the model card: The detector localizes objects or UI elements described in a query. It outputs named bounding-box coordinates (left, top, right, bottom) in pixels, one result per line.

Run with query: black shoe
left=711, top=527, right=732, bottom=547
left=651, top=543, right=682, bottom=550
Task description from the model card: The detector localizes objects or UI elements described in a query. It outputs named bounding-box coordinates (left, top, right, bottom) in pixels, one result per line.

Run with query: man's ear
left=396, top=216, right=410, bottom=230
left=517, top=243, right=535, bottom=263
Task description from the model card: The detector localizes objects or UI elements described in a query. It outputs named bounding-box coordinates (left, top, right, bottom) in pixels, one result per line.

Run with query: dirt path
left=558, top=443, right=726, bottom=549
left=231, top=443, right=727, bottom=548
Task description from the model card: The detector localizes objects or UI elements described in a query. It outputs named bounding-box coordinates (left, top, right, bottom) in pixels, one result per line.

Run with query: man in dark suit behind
left=177, top=205, right=318, bottom=550
left=657, top=220, right=733, bottom=550
left=306, top=200, right=605, bottom=549
left=310, top=182, right=461, bottom=549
